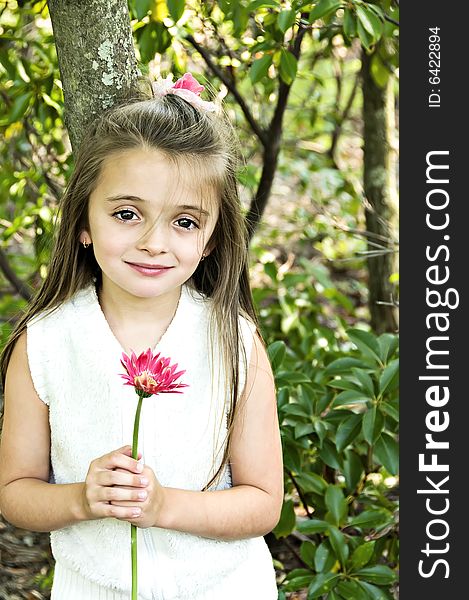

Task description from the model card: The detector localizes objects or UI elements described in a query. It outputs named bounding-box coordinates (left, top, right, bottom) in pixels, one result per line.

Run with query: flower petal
left=172, top=73, right=205, bottom=95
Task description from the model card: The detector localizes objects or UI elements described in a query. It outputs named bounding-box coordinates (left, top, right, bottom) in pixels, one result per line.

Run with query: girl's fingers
left=97, top=470, right=148, bottom=488
left=109, top=499, right=146, bottom=508
left=121, top=446, right=143, bottom=460
left=103, top=486, right=147, bottom=503
left=95, top=448, right=143, bottom=473
left=107, top=505, right=142, bottom=520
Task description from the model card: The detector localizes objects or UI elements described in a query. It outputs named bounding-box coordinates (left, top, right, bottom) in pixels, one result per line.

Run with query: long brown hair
left=0, top=79, right=258, bottom=490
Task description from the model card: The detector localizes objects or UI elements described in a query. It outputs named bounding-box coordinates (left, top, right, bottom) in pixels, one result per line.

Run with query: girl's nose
left=136, top=221, right=169, bottom=255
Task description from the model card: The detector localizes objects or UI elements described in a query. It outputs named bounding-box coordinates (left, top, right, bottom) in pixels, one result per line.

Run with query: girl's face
left=82, top=147, right=219, bottom=303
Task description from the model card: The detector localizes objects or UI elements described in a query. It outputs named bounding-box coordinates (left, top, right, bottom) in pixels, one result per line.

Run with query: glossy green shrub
left=267, top=323, right=399, bottom=599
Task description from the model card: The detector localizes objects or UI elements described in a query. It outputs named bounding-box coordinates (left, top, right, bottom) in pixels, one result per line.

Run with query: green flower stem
left=132, top=395, right=144, bottom=459
left=131, top=395, right=144, bottom=600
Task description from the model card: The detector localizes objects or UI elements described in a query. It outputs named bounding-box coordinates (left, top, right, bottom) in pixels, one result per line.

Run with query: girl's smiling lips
left=125, top=261, right=174, bottom=276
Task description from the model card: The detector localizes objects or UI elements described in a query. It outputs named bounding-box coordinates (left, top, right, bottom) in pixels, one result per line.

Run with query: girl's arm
left=0, top=333, right=146, bottom=531
left=120, top=334, right=284, bottom=540
left=0, top=331, right=82, bottom=531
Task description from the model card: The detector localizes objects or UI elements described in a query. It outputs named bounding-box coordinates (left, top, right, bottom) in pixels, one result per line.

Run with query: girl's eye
left=175, top=217, right=198, bottom=230
left=113, top=210, right=138, bottom=221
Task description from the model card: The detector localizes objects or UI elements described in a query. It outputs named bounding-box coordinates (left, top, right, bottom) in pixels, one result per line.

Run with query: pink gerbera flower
left=119, top=348, right=188, bottom=600
left=120, top=348, right=188, bottom=398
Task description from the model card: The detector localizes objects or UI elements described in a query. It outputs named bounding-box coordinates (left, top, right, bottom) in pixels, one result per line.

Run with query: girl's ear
left=202, top=242, right=215, bottom=258
left=79, top=229, right=92, bottom=245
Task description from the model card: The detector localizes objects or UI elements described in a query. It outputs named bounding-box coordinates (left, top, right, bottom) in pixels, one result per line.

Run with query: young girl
left=0, top=74, right=283, bottom=599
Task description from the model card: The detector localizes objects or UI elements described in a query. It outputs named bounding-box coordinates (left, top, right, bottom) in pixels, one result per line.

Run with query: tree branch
left=329, top=70, right=360, bottom=160
left=246, top=14, right=309, bottom=235
left=185, top=34, right=267, bottom=146
left=384, top=14, right=399, bottom=27
left=363, top=1, right=400, bottom=27
left=286, top=469, right=314, bottom=519
left=0, top=248, right=32, bottom=301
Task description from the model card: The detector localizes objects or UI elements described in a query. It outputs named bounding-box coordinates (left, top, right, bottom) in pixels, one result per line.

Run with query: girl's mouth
left=126, top=262, right=173, bottom=276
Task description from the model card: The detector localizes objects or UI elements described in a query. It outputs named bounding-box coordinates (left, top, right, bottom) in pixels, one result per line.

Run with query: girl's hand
left=110, top=463, right=166, bottom=529
left=82, top=445, right=148, bottom=522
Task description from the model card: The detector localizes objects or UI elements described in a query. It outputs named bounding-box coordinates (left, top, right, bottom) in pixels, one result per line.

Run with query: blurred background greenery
left=0, top=1, right=399, bottom=598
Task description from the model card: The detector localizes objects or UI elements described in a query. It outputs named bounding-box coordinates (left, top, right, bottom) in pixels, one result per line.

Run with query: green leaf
left=319, top=439, right=342, bottom=470
left=300, top=540, right=317, bottom=568
left=314, top=541, right=336, bottom=573
left=278, top=9, right=297, bottom=33
left=308, top=0, right=341, bottom=23
left=342, top=449, right=363, bottom=492
left=317, top=392, right=333, bottom=414
left=325, top=485, right=348, bottom=526
left=343, top=7, right=357, bottom=39
left=283, top=568, right=315, bottom=591
left=268, top=340, right=286, bottom=371
left=249, top=54, right=273, bottom=84
left=166, top=0, right=185, bottom=22
left=366, top=3, right=385, bottom=19
left=352, top=368, right=375, bottom=397
left=273, top=499, right=296, bottom=538
left=356, top=4, right=383, bottom=39
left=349, top=541, right=376, bottom=571
left=138, top=22, right=171, bottom=61
left=277, top=387, right=289, bottom=408
left=355, top=565, right=397, bottom=585
left=249, top=0, right=280, bottom=9
left=374, top=433, right=399, bottom=474
left=362, top=406, right=384, bottom=445
left=232, top=3, right=250, bottom=35
left=264, top=261, right=277, bottom=281
left=379, top=359, right=399, bottom=395
left=335, top=413, right=362, bottom=452
left=283, top=441, right=303, bottom=472
left=297, top=519, right=330, bottom=535
left=328, top=379, right=362, bottom=392
left=295, top=472, right=328, bottom=495
left=357, top=18, right=373, bottom=50
left=279, top=49, right=298, bottom=85
left=358, top=581, right=394, bottom=600
left=276, top=371, right=312, bottom=386
left=336, top=579, right=368, bottom=599
left=347, top=329, right=381, bottom=363
left=328, top=525, right=349, bottom=568
left=134, top=0, right=152, bottom=20
left=377, top=333, right=399, bottom=364
left=283, top=403, right=310, bottom=418
left=325, top=357, right=370, bottom=375
left=332, top=389, right=370, bottom=408
left=380, top=399, right=399, bottom=423
left=9, top=92, right=33, bottom=123
left=295, top=422, right=315, bottom=439
left=349, top=509, right=391, bottom=529
left=308, top=572, right=341, bottom=598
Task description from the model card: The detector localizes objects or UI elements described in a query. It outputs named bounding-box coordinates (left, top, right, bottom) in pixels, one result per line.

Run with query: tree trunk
left=47, top=0, right=140, bottom=152
left=361, top=48, right=399, bottom=334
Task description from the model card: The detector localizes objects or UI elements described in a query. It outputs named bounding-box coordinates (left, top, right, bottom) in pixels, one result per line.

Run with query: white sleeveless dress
left=26, top=283, right=278, bottom=599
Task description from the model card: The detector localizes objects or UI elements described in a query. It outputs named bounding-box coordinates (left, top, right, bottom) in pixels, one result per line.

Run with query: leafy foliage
left=257, top=260, right=399, bottom=598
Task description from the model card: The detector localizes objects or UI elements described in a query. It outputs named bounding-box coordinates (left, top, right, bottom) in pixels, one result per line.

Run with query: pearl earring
left=82, top=240, right=90, bottom=249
